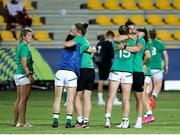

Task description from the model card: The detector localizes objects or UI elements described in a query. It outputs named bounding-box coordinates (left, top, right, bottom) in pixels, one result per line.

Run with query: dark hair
left=19, top=27, right=32, bottom=42
left=106, top=30, right=115, bottom=37
left=125, top=20, right=136, bottom=27
left=149, top=28, right=157, bottom=39
left=118, top=25, right=129, bottom=35
left=65, top=34, right=75, bottom=41
left=137, top=28, right=149, bottom=42
left=75, top=23, right=88, bottom=35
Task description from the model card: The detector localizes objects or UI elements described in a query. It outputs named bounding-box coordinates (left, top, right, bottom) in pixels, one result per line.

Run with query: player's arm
left=162, top=50, right=169, bottom=73
left=21, top=57, right=33, bottom=83
left=114, top=35, right=128, bottom=42
left=116, top=44, right=143, bottom=52
left=143, top=50, right=151, bottom=65
left=87, top=47, right=97, bottom=53
left=63, top=40, right=76, bottom=47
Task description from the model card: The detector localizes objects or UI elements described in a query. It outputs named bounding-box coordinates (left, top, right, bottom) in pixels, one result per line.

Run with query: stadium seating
left=104, top=0, right=121, bottom=10
left=121, top=0, right=139, bottom=10
left=0, top=15, right=6, bottom=26
left=147, top=14, right=165, bottom=26
left=173, top=30, right=180, bottom=41
left=130, top=15, right=148, bottom=26
left=23, top=0, right=34, bottom=10
left=34, top=30, right=52, bottom=42
left=138, top=0, right=156, bottom=10
left=32, top=15, right=43, bottom=26
left=155, top=0, right=172, bottom=10
left=112, top=15, right=128, bottom=25
left=87, top=0, right=104, bottom=10
left=157, top=30, right=174, bottom=41
left=1, top=0, right=8, bottom=7
left=96, top=15, right=113, bottom=26
left=164, top=14, right=180, bottom=26
left=0, top=31, right=16, bottom=41
left=172, top=0, right=180, bottom=10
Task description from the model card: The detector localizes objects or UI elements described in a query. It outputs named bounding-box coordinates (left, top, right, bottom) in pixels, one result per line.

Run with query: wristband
left=123, top=45, right=127, bottom=50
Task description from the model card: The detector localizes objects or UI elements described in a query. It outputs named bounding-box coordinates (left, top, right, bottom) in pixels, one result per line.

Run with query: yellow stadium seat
left=121, top=0, right=139, bottom=10
left=147, top=14, right=164, bottom=26
left=0, top=30, right=16, bottom=41
left=138, top=0, right=156, bottom=10
left=104, top=0, right=121, bottom=10
left=16, top=31, right=20, bottom=39
left=34, top=30, right=52, bottom=42
left=130, top=15, right=148, bottom=26
left=164, top=14, right=180, bottom=26
left=173, top=30, right=180, bottom=41
left=23, top=0, right=34, bottom=10
left=32, top=15, right=43, bottom=26
left=112, top=15, right=128, bottom=25
left=96, top=15, right=113, bottom=26
left=2, top=0, right=8, bottom=7
left=157, top=30, right=174, bottom=41
left=0, top=15, right=6, bottom=26
left=87, top=0, right=104, bottom=10
left=172, top=0, right=180, bottom=10
left=155, top=0, right=172, bottom=10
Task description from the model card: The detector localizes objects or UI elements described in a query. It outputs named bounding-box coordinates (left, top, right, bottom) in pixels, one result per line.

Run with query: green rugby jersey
left=133, top=37, right=146, bottom=72
left=73, top=35, right=89, bottom=53
left=144, top=42, right=153, bottom=76
left=151, top=38, right=166, bottom=69
left=111, top=39, right=135, bottom=72
left=80, top=52, right=94, bottom=68
left=15, top=42, right=33, bottom=75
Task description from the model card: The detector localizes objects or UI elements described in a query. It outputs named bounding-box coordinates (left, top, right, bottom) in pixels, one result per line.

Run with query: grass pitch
left=0, top=89, right=180, bottom=134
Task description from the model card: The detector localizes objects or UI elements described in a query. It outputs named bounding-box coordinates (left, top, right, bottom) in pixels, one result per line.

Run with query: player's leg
left=82, top=90, right=92, bottom=128
left=74, top=91, right=83, bottom=127
left=52, top=86, right=63, bottom=128
left=133, top=72, right=144, bottom=128
left=13, top=86, right=20, bottom=126
left=105, top=80, right=119, bottom=128
left=65, top=87, right=76, bottom=127
left=116, top=83, right=132, bottom=128
left=98, top=80, right=105, bottom=105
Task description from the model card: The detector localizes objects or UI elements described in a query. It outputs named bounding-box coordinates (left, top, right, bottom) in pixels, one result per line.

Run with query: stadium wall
left=38, top=48, right=180, bottom=80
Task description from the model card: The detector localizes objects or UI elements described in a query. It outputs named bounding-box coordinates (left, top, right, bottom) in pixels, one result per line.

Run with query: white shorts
left=55, top=70, right=77, bottom=87
left=108, top=71, right=133, bottom=83
left=15, top=74, right=30, bottom=86
left=144, top=76, right=152, bottom=84
left=151, top=69, right=163, bottom=80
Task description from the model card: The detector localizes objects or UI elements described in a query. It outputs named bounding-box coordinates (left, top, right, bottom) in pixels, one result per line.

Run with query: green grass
left=0, top=89, right=180, bottom=134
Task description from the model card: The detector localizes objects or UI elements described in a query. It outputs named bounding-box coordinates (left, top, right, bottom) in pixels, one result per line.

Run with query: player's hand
left=164, top=65, right=168, bottom=74
left=29, top=74, right=34, bottom=84
left=143, top=65, right=147, bottom=73
left=116, top=45, right=124, bottom=50
left=129, top=35, right=137, bottom=42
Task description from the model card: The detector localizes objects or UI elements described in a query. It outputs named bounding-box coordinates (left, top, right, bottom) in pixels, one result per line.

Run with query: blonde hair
left=18, top=27, right=32, bottom=43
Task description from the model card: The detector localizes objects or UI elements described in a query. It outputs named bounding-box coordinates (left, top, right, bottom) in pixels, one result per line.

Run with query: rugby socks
left=152, top=92, right=158, bottom=99
left=105, top=113, right=111, bottom=123
left=83, top=117, right=89, bottom=123
left=98, top=92, right=104, bottom=102
left=53, top=113, right=59, bottom=122
left=66, top=114, right=72, bottom=125
left=77, top=116, right=83, bottom=123
left=136, top=117, right=142, bottom=124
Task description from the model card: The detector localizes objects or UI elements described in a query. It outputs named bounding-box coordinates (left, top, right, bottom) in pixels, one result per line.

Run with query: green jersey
left=80, top=52, right=94, bottom=68
left=15, top=42, right=33, bottom=75
left=111, top=39, right=135, bottom=72
left=144, top=42, right=153, bottom=76
left=73, top=35, right=93, bottom=68
left=151, top=38, right=166, bottom=69
left=133, top=37, right=146, bottom=72
left=73, top=35, right=89, bottom=53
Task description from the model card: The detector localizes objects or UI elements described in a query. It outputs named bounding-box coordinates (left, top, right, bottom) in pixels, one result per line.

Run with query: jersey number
left=119, top=50, right=131, bottom=58
left=152, top=47, right=157, bottom=56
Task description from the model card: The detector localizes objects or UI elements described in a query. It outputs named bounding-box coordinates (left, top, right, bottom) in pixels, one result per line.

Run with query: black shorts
left=132, top=72, right=144, bottom=92
left=77, top=68, right=95, bottom=91
left=98, top=63, right=111, bottom=80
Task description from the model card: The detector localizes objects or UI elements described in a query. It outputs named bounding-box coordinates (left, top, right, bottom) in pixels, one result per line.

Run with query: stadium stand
left=104, top=0, right=121, bottom=10
left=112, top=15, right=128, bottom=25
left=156, top=30, right=174, bottom=41
left=130, top=15, right=148, bottom=26
left=138, top=0, right=156, bottom=10
left=87, top=0, right=104, bottom=10
left=0, top=30, right=16, bottom=41
left=0, top=47, right=54, bottom=81
left=0, top=15, right=6, bottom=26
